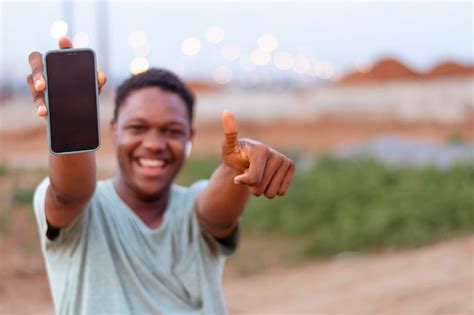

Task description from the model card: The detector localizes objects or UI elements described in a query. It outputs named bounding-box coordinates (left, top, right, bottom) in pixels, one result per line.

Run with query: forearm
left=196, top=163, right=250, bottom=238
left=48, top=152, right=96, bottom=205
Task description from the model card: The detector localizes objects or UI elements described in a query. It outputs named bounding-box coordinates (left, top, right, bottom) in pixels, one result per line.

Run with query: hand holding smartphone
left=43, top=48, right=100, bottom=154
left=27, top=38, right=106, bottom=155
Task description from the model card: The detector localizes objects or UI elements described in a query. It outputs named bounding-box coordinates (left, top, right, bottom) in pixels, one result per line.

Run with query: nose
left=143, top=130, right=167, bottom=152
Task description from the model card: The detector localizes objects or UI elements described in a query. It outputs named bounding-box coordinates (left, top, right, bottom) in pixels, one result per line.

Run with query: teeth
left=139, top=158, right=164, bottom=168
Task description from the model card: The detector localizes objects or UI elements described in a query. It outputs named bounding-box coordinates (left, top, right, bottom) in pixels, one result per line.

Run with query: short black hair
left=114, top=68, right=195, bottom=122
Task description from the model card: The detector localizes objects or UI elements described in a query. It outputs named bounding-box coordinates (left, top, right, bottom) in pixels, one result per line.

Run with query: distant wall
left=195, top=77, right=473, bottom=123
left=1, top=77, right=472, bottom=133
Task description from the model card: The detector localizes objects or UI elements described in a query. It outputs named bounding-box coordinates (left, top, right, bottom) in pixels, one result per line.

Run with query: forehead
left=118, top=87, right=189, bottom=124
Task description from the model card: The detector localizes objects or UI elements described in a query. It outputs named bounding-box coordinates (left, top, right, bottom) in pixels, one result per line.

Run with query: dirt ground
left=225, top=236, right=474, bottom=314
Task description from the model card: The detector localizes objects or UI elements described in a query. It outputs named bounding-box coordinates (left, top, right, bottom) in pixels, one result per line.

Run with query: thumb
left=222, top=109, right=238, bottom=151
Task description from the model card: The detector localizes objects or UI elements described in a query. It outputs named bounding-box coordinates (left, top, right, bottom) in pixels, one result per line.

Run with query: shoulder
left=170, top=180, right=208, bottom=212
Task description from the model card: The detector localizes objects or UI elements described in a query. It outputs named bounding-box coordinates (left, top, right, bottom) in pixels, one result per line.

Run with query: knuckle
left=32, top=68, right=43, bottom=79
left=247, top=177, right=258, bottom=186
left=245, top=172, right=261, bottom=186
left=257, top=144, right=270, bottom=157
left=280, top=159, right=290, bottom=170
left=275, top=155, right=285, bottom=168
left=33, top=94, right=43, bottom=103
left=263, top=147, right=271, bottom=157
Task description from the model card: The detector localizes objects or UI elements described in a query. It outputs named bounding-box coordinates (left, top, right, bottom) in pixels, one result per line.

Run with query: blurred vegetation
left=2, top=157, right=473, bottom=261
left=178, top=155, right=474, bottom=257
left=0, top=209, right=11, bottom=234
left=0, top=162, right=8, bottom=176
left=446, top=133, right=467, bottom=144
left=0, top=164, right=47, bottom=233
left=13, top=189, right=36, bottom=205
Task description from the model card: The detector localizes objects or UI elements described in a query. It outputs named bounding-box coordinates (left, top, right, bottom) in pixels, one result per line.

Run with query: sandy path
left=224, top=236, right=474, bottom=315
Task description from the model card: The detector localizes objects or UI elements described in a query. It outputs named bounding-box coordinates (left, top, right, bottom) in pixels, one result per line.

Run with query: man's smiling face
left=112, top=86, right=192, bottom=200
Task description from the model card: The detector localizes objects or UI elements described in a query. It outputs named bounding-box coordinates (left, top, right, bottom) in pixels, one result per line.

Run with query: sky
left=1, top=0, right=473, bottom=87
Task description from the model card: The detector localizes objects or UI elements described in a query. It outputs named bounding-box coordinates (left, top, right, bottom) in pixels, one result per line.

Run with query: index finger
left=28, top=51, right=45, bottom=91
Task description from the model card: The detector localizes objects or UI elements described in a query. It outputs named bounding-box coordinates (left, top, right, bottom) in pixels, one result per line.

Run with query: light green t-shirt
left=33, top=178, right=238, bottom=315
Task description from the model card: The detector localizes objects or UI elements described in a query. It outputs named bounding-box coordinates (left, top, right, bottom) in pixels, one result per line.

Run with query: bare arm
left=195, top=163, right=249, bottom=238
left=195, top=111, right=294, bottom=239
left=27, top=37, right=106, bottom=228
left=45, top=153, right=96, bottom=227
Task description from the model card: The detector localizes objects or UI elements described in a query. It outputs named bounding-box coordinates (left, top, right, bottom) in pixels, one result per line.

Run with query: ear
left=185, top=128, right=195, bottom=159
left=110, top=120, right=118, bottom=146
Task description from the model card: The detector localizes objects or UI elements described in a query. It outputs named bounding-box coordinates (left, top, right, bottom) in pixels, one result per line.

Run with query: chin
left=134, top=180, right=169, bottom=200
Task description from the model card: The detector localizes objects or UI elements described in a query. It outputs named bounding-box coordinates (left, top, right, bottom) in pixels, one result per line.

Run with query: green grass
left=243, top=156, right=474, bottom=256
left=447, top=133, right=467, bottom=144
left=13, top=188, right=36, bottom=205
left=0, top=162, right=8, bottom=176
left=3, top=156, right=473, bottom=260
left=176, top=156, right=220, bottom=185
left=177, top=155, right=474, bottom=257
left=0, top=209, right=11, bottom=235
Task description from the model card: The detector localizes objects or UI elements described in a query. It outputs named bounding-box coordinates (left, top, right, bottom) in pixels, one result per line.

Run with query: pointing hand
left=221, top=110, right=294, bottom=198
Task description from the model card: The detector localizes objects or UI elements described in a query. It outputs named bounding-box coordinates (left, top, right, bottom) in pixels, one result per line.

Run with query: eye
left=166, top=128, right=185, bottom=138
left=127, top=124, right=147, bottom=133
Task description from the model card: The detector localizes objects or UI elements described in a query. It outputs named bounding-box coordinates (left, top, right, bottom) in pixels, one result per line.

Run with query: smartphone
left=43, top=48, right=100, bottom=155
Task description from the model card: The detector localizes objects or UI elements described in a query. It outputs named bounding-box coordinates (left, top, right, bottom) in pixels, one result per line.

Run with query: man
left=27, top=37, right=294, bottom=314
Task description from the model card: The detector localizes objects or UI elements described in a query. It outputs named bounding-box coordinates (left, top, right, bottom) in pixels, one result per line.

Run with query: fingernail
left=37, top=105, right=45, bottom=116
left=34, top=79, right=41, bottom=90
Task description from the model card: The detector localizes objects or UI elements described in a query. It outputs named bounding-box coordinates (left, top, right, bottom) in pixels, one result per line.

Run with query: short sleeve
left=33, top=177, right=88, bottom=247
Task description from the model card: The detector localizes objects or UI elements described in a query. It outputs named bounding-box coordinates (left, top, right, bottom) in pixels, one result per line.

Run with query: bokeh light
left=273, top=52, right=294, bottom=70
left=206, top=26, right=225, bottom=44
left=181, top=37, right=201, bottom=56
left=130, top=57, right=149, bottom=75
left=221, top=44, right=241, bottom=61
left=50, top=20, right=68, bottom=39
left=292, top=54, right=311, bottom=74
left=213, top=66, right=233, bottom=84
left=258, top=34, right=278, bottom=52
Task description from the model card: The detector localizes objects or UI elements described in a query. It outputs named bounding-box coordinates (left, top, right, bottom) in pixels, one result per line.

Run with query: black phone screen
left=45, top=49, right=99, bottom=154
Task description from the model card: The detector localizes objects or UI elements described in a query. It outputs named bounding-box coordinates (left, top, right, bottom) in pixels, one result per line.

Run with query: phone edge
left=43, top=48, right=101, bottom=155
